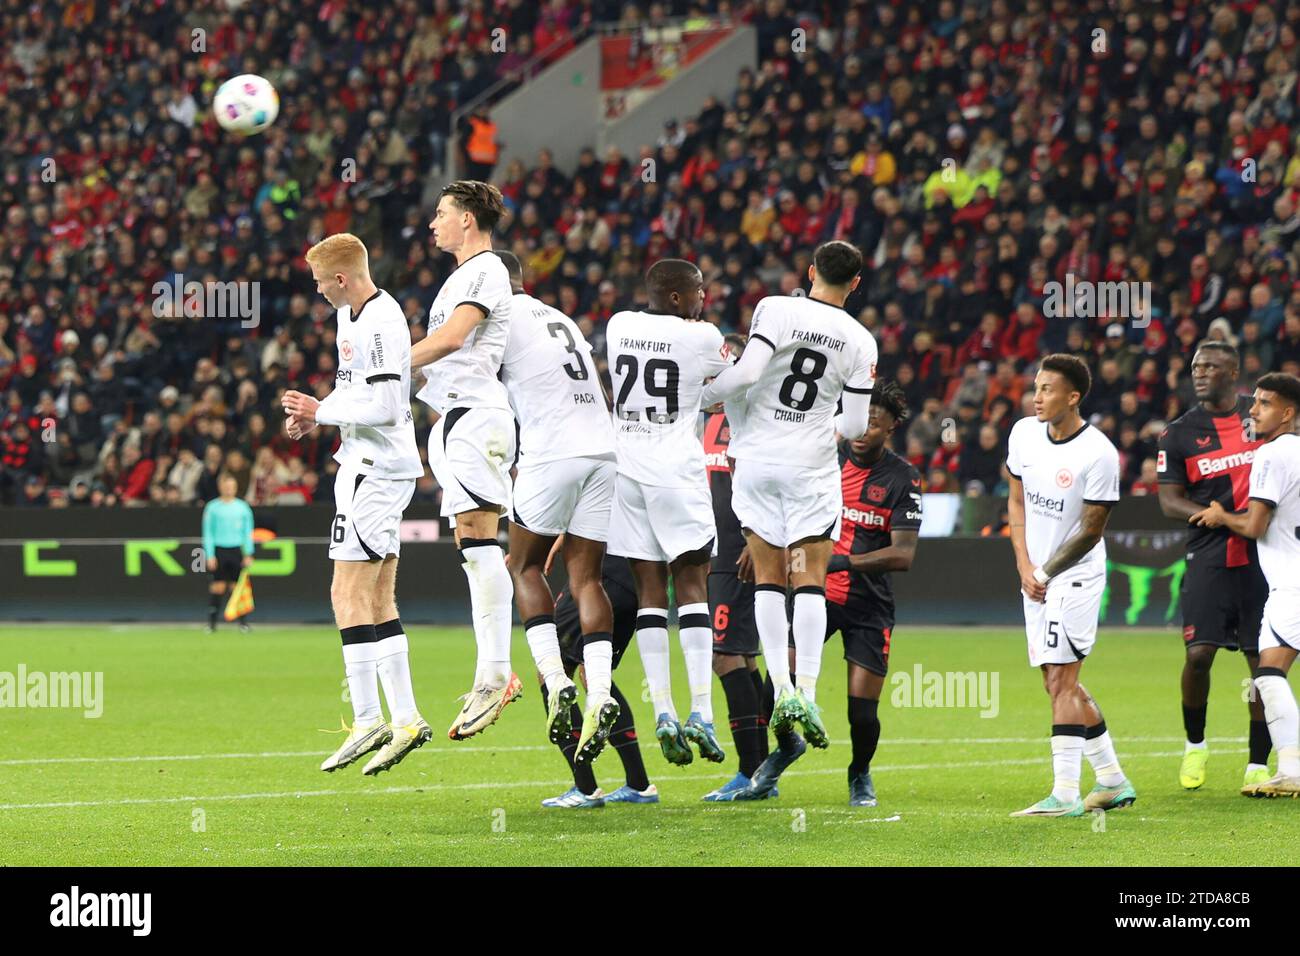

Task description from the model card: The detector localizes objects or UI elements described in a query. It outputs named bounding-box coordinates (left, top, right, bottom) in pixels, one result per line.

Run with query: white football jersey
left=417, top=250, right=512, bottom=415
left=500, top=292, right=614, bottom=464
left=1249, top=432, right=1300, bottom=592
left=1006, top=417, right=1121, bottom=585
left=605, top=310, right=732, bottom=488
left=726, top=295, right=877, bottom=469
left=330, top=290, right=423, bottom=479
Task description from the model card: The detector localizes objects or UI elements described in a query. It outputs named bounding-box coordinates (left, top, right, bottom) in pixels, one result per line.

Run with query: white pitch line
left=0, top=735, right=1247, bottom=768
left=0, top=748, right=1241, bottom=812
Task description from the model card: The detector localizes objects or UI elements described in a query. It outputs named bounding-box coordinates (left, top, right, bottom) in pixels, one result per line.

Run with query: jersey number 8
left=778, top=347, right=829, bottom=412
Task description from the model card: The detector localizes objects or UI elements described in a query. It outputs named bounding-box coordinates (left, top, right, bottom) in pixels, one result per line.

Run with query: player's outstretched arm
left=1190, top=498, right=1273, bottom=539
left=410, top=303, right=485, bottom=366
left=1007, top=474, right=1045, bottom=602
left=283, top=378, right=404, bottom=429
left=1040, top=501, right=1113, bottom=579
left=700, top=336, right=772, bottom=408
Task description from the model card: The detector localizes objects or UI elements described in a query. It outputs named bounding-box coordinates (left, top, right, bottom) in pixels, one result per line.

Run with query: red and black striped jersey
left=1156, top=396, right=1261, bottom=568
left=703, top=412, right=746, bottom=571
left=827, top=443, right=923, bottom=622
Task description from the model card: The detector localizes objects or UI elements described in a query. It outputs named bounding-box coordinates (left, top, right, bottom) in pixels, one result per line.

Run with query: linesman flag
left=224, top=569, right=255, bottom=621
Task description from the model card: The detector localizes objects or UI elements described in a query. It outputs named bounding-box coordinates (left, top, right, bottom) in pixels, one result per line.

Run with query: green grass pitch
left=1, top=622, right=1297, bottom=866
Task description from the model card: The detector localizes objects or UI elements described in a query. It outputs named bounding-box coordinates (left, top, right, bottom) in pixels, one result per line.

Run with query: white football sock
left=524, top=617, right=566, bottom=689
left=583, top=638, right=613, bottom=700
left=341, top=636, right=382, bottom=724
left=1083, top=725, right=1126, bottom=788
left=635, top=607, right=673, bottom=718
left=1256, top=673, right=1300, bottom=777
left=1050, top=729, right=1084, bottom=802
left=461, top=541, right=513, bottom=688
left=375, top=627, right=418, bottom=727
left=755, top=586, right=792, bottom=694
left=792, top=588, right=826, bottom=702
left=1184, top=739, right=1207, bottom=752
left=678, top=602, right=713, bottom=722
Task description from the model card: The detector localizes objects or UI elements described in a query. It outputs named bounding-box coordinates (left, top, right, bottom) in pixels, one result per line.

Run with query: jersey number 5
left=613, top=354, right=680, bottom=423
left=547, top=322, right=589, bottom=381
left=778, top=347, right=828, bottom=412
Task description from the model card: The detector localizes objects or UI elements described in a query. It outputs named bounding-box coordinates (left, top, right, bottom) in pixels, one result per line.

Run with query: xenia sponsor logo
left=50, top=886, right=151, bottom=936
left=0, top=665, right=103, bottom=718
left=1025, top=489, right=1065, bottom=513
left=843, top=505, right=887, bottom=527
left=1195, top=449, right=1254, bottom=476
left=889, top=664, right=1000, bottom=718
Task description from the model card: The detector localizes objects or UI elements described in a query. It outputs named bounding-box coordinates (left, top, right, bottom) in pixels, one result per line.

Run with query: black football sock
left=720, top=668, right=765, bottom=778
left=542, top=681, right=597, bottom=795
left=751, top=668, right=770, bottom=762
left=208, top=593, right=220, bottom=627
left=1249, top=719, right=1273, bottom=765
left=1182, top=704, right=1208, bottom=745
left=609, top=681, right=650, bottom=791
left=848, top=696, right=881, bottom=776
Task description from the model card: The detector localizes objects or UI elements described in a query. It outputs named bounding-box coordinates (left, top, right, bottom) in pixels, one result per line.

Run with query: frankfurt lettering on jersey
left=619, top=338, right=672, bottom=353
left=790, top=329, right=846, bottom=351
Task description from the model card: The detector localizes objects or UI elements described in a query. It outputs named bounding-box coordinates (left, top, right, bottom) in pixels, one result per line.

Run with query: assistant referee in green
left=202, top=473, right=255, bottom=632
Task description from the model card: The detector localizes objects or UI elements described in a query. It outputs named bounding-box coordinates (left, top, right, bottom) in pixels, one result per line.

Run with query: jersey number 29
left=613, top=354, right=679, bottom=423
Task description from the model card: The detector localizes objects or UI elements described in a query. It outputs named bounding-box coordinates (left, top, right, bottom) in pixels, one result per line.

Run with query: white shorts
left=512, top=454, right=616, bottom=540
left=330, top=463, right=415, bottom=562
left=731, top=458, right=841, bottom=547
left=1260, top=590, right=1300, bottom=652
left=607, top=474, right=716, bottom=563
left=1022, top=575, right=1104, bottom=667
left=429, top=406, right=515, bottom=525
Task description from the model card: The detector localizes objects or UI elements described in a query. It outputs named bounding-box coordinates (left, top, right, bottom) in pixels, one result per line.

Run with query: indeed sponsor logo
left=1025, top=489, right=1065, bottom=512
left=1195, top=449, right=1254, bottom=476
left=843, top=506, right=886, bottom=527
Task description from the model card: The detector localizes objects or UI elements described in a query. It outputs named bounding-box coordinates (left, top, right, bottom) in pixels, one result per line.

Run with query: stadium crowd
left=4, top=0, right=1300, bottom=508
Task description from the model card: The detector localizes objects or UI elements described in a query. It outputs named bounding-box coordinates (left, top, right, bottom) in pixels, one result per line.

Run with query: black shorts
left=826, top=601, right=892, bottom=677
left=709, top=571, right=759, bottom=656
left=556, top=566, right=638, bottom=671
left=1180, top=560, right=1268, bottom=654
left=211, top=546, right=243, bottom=583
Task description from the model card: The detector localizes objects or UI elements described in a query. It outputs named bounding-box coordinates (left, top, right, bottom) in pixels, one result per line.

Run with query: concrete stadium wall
left=600, top=26, right=758, bottom=162
left=491, top=36, right=604, bottom=175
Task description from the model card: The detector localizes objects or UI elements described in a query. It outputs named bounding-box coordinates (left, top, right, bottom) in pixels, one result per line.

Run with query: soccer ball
left=213, top=74, right=279, bottom=136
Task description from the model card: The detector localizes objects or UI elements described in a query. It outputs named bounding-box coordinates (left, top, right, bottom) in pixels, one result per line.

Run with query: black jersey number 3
left=547, top=322, right=589, bottom=381
left=613, top=354, right=680, bottom=423
left=778, top=347, right=828, bottom=411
